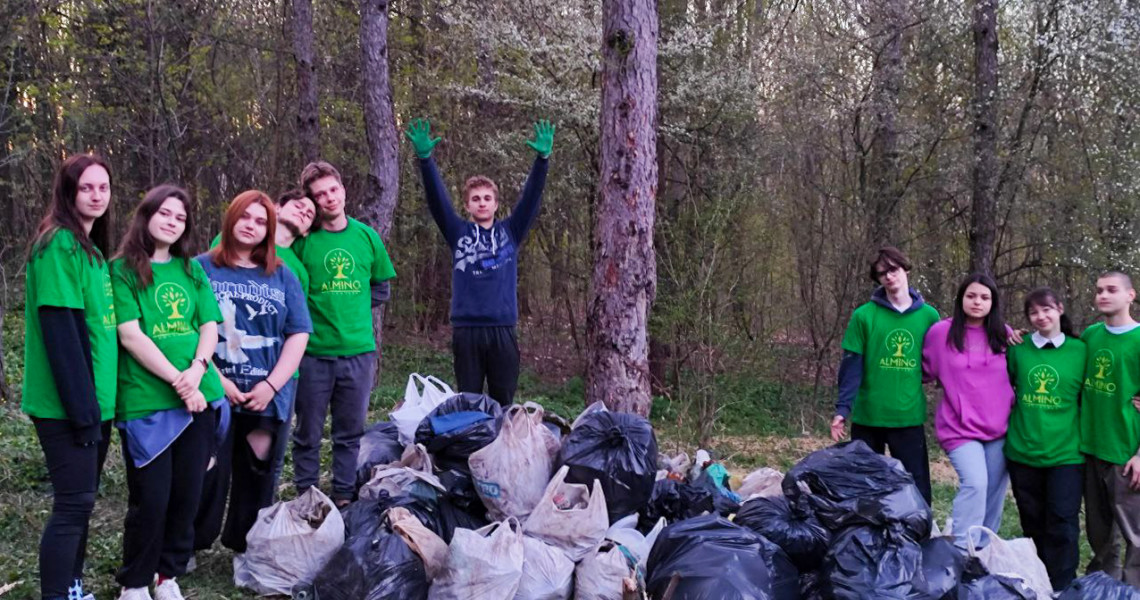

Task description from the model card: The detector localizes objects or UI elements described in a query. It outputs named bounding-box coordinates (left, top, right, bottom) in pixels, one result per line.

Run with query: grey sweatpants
left=292, top=352, right=375, bottom=501
left=1085, top=454, right=1140, bottom=586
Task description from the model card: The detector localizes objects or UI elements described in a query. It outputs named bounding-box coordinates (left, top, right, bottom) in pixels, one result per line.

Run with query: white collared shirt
left=1031, top=331, right=1066, bottom=348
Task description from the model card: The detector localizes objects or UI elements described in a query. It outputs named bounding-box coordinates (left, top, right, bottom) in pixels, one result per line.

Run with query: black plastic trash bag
left=437, top=468, right=488, bottom=520
left=413, top=393, right=503, bottom=473
left=910, top=536, right=966, bottom=600
left=783, top=440, right=932, bottom=540
left=559, top=409, right=658, bottom=523
left=693, top=468, right=743, bottom=517
left=300, top=532, right=429, bottom=600
left=356, top=422, right=404, bottom=489
left=638, top=479, right=715, bottom=532
left=340, top=489, right=486, bottom=545
left=956, top=574, right=1035, bottom=600
left=822, top=525, right=922, bottom=599
left=1058, top=572, right=1140, bottom=600
left=800, top=571, right=825, bottom=600
left=735, top=496, right=830, bottom=572
left=645, top=514, right=800, bottom=600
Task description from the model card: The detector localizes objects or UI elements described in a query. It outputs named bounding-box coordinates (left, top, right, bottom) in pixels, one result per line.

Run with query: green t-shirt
left=294, top=218, right=396, bottom=356
left=111, top=257, right=225, bottom=421
left=1005, top=338, right=1086, bottom=467
left=21, top=229, right=119, bottom=421
left=842, top=301, right=940, bottom=427
left=1079, top=323, right=1140, bottom=464
left=209, top=234, right=310, bottom=293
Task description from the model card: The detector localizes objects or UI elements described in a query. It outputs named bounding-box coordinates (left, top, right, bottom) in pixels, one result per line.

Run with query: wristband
left=194, top=357, right=209, bottom=370
left=264, top=379, right=280, bottom=394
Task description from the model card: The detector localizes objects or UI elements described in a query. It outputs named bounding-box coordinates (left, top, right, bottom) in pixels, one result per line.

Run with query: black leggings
left=117, top=410, right=214, bottom=589
left=33, top=418, right=112, bottom=599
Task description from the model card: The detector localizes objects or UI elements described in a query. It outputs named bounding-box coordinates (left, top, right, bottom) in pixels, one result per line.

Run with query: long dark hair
left=949, top=272, right=1007, bottom=354
left=29, top=153, right=113, bottom=262
left=1024, top=287, right=1077, bottom=337
left=113, top=184, right=198, bottom=289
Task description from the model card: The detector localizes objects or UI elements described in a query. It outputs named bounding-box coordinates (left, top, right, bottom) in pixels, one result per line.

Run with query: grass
left=0, top=311, right=1098, bottom=597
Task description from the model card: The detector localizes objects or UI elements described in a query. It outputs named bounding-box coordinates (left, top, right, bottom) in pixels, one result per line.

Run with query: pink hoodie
left=922, top=319, right=1015, bottom=452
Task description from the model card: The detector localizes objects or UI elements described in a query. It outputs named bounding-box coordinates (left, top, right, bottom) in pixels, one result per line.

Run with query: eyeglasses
left=875, top=265, right=901, bottom=279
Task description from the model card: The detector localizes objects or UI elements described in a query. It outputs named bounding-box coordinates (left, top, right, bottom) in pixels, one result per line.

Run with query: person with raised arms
left=196, top=190, right=311, bottom=555
left=291, top=161, right=396, bottom=507
left=405, top=118, right=553, bottom=406
left=1005, top=287, right=1086, bottom=590
left=22, top=153, right=118, bottom=600
left=111, top=185, right=225, bottom=600
left=830, top=246, right=940, bottom=503
left=1081, top=271, right=1140, bottom=585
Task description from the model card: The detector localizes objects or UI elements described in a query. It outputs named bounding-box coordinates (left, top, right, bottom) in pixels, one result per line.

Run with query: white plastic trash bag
left=966, top=526, right=1053, bottom=599
left=737, top=467, right=785, bottom=500
left=359, top=443, right=444, bottom=501
left=574, top=540, right=638, bottom=600
left=515, top=535, right=574, bottom=600
left=604, top=513, right=664, bottom=570
left=233, top=487, right=345, bottom=596
left=392, top=373, right=454, bottom=445
left=470, top=402, right=560, bottom=520
left=523, top=465, right=608, bottom=562
left=430, top=518, right=525, bottom=600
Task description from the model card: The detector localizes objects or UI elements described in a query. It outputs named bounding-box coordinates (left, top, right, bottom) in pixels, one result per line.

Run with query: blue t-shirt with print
left=196, top=254, right=312, bottom=420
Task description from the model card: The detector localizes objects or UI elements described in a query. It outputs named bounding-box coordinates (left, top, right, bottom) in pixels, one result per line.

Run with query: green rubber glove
left=526, top=119, right=555, bottom=158
left=405, top=118, right=441, bottom=159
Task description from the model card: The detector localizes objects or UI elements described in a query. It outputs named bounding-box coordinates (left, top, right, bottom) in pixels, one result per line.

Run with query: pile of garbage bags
left=232, top=373, right=1140, bottom=600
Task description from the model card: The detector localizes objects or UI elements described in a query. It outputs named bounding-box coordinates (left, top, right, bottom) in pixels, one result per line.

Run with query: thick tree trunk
left=970, top=0, right=999, bottom=276
left=360, top=0, right=400, bottom=384
left=866, top=0, right=905, bottom=248
left=586, top=0, right=658, bottom=416
left=292, top=0, right=321, bottom=163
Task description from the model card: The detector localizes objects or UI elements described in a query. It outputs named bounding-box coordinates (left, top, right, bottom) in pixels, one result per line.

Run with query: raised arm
left=406, top=118, right=466, bottom=244
left=506, top=120, right=554, bottom=243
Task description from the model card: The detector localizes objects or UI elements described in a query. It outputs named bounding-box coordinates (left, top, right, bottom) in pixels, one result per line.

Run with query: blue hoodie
left=418, top=155, right=549, bottom=326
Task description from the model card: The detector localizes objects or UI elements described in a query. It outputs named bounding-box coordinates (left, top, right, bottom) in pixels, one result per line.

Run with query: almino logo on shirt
left=880, top=328, right=918, bottom=370
left=322, top=248, right=361, bottom=293
left=1023, top=364, right=1062, bottom=408
left=1086, top=348, right=1117, bottom=394
left=102, top=279, right=117, bottom=329
left=152, top=282, right=193, bottom=337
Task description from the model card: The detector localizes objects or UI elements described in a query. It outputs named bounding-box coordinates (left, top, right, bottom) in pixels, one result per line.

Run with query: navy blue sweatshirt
left=418, top=155, right=549, bottom=326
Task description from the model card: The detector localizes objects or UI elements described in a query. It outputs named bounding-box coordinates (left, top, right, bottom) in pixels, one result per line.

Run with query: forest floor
left=0, top=317, right=1090, bottom=598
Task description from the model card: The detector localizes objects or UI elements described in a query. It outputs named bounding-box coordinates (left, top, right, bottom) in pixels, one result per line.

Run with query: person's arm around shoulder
left=505, top=119, right=554, bottom=244
left=922, top=319, right=947, bottom=384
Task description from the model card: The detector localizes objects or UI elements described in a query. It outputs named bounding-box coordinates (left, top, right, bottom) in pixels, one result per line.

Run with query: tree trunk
left=0, top=295, right=8, bottom=402
left=292, top=0, right=321, bottom=163
left=970, top=0, right=999, bottom=276
left=586, top=0, right=658, bottom=416
left=360, top=0, right=401, bottom=385
left=866, top=0, right=905, bottom=248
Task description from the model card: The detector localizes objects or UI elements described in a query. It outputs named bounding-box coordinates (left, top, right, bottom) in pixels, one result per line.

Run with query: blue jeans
left=948, top=438, right=1008, bottom=544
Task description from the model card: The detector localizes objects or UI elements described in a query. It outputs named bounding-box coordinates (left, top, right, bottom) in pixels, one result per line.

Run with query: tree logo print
left=154, top=282, right=190, bottom=320
left=885, top=329, right=915, bottom=358
left=1028, top=364, right=1060, bottom=394
left=1093, top=349, right=1115, bottom=379
left=324, top=248, right=355, bottom=280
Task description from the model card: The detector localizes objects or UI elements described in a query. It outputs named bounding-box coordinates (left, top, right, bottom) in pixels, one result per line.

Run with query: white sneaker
left=117, top=588, right=153, bottom=600
left=153, top=579, right=185, bottom=600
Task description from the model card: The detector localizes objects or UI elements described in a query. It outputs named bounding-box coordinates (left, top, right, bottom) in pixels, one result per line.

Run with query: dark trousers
left=220, top=414, right=284, bottom=552
left=293, top=352, right=375, bottom=501
left=453, top=325, right=520, bottom=407
left=33, top=418, right=112, bottom=599
left=1084, top=454, right=1140, bottom=585
left=1007, top=459, right=1083, bottom=590
left=851, top=423, right=933, bottom=505
left=117, top=410, right=214, bottom=589
left=193, top=403, right=233, bottom=551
